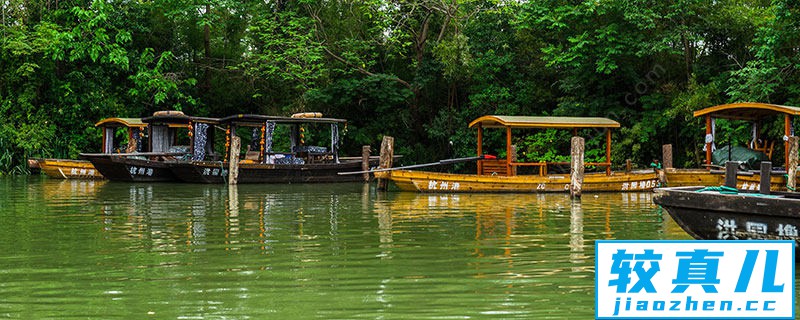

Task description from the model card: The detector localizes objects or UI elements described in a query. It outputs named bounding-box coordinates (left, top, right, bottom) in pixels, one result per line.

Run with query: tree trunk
left=202, top=4, right=212, bottom=93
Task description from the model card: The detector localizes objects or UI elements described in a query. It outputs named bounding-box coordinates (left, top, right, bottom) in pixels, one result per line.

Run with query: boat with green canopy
left=664, top=102, right=800, bottom=190
left=35, top=117, right=148, bottom=179
left=375, top=115, right=659, bottom=193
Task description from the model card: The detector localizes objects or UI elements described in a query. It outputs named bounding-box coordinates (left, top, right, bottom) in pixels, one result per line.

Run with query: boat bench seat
left=480, top=159, right=512, bottom=176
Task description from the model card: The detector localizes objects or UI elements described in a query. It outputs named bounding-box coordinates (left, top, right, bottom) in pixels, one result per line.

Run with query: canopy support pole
left=506, top=127, right=512, bottom=176
left=605, top=129, right=612, bottom=175
left=786, top=114, right=791, bottom=168
left=102, top=128, right=109, bottom=153
left=477, top=125, right=483, bottom=176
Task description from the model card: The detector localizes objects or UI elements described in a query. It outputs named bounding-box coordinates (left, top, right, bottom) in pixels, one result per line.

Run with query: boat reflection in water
left=40, top=179, right=107, bottom=206
left=374, top=192, right=673, bottom=269
left=13, top=179, right=687, bottom=319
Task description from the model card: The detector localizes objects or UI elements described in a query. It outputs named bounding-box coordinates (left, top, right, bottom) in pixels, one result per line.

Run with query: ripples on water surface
left=0, top=177, right=748, bottom=318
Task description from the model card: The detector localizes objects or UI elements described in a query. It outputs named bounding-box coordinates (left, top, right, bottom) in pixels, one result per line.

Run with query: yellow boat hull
left=382, top=170, right=660, bottom=193
left=37, top=158, right=104, bottom=179
left=663, top=168, right=795, bottom=191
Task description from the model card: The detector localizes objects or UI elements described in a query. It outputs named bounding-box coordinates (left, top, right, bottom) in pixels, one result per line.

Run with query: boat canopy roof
left=190, top=117, right=221, bottom=124
left=94, top=118, right=147, bottom=128
left=142, top=112, right=190, bottom=124
left=142, top=112, right=217, bottom=127
left=693, top=102, right=800, bottom=121
left=220, top=114, right=347, bottom=125
left=468, top=115, right=620, bottom=129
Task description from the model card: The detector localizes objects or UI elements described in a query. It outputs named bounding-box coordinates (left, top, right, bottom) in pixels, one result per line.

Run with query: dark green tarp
left=712, top=146, right=770, bottom=169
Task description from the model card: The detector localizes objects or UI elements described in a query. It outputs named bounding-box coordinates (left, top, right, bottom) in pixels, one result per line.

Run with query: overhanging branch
left=322, top=46, right=413, bottom=91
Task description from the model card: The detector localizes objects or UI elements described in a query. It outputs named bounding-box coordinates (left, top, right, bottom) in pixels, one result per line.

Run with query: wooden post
left=570, top=136, right=585, bottom=199
left=786, top=115, right=792, bottom=169
left=228, top=183, right=239, bottom=216
left=724, top=161, right=737, bottom=188
left=510, top=144, right=517, bottom=176
left=361, top=145, right=371, bottom=182
left=228, top=135, right=241, bottom=185
left=625, top=159, right=631, bottom=173
left=662, top=144, right=673, bottom=169
left=377, top=136, right=394, bottom=191
left=760, top=161, right=771, bottom=195
left=705, top=115, right=712, bottom=168
left=657, top=169, right=667, bottom=187
left=788, top=136, right=798, bottom=192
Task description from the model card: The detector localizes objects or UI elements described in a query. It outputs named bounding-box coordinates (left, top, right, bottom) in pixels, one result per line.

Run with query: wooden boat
left=38, top=159, right=103, bottom=179
left=169, top=113, right=379, bottom=183
left=376, top=115, right=659, bottom=193
left=35, top=117, right=147, bottom=179
left=664, top=102, right=800, bottom=190
left=81, top=111, right=217, bottom=182
left=653, top=186, right=800, bottom=251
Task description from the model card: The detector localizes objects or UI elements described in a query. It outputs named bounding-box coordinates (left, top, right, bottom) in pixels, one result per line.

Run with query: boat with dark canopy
left=81, top=111, right=219, bottom=182
left=169, top=113, right=378, bottom=183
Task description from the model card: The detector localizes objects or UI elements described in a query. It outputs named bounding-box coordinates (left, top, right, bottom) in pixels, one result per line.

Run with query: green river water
left=0, top=176, right=795, bottom=319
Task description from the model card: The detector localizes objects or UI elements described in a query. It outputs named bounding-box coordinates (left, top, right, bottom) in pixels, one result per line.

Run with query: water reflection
left=41, top=179, right=106, bottom=206
left=570, top=200, right=585, bottom=265
left=0, top=178, right=706, bottom=319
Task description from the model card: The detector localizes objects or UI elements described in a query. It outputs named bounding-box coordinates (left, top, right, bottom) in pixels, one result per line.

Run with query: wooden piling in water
left=724, top=161, right=737, bottom=188
left=625, top=159, right=631, bottom=173
left=510, top=144, right=517, bottom=176
left=760, top=161, right=771, bottom=195
left=788, top=136, right=799, bottom=192
left=228, top=135, right=241, bottom=185
left=662, top=144, right=673, bottom=169
left=570, top=136, right=585, bottom=199
left=362, top=145, right=371, bottom=182
left=377, top=136, right=394, bottom=191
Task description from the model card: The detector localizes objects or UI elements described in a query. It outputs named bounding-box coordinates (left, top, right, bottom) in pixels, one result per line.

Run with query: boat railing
left=479, top=159, right=612, bottom=176
left=257, top=151, right=335, bottom=165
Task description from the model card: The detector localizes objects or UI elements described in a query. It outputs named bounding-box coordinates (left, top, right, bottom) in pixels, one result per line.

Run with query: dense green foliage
left=2, top=0, right=799, bottom=174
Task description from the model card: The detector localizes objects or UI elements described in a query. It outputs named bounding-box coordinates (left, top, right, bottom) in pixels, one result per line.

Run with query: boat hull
left=84, top=155, right=177, bottom=182
left=664, top=168, right=797, bottom=191
left=37, top=158, right=104, bottom=179
left=170, top=159, right=378, bottom=184
left=653, top=187, right=800, bottom=255
left=383, top=170, right=660, bottom=193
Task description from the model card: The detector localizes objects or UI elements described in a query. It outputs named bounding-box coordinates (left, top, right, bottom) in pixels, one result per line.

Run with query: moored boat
left=35, top=117, right=147, bottom=179
left=376, top=115, right=659, bottom=193
left=384, top=169, right=660, bottom=192
left=38, top=159, right=103, bottom=179
left=653, top=186, right=800, bottom=254
left=81, top=111, right=218, bottom=182
left=169, top=113, right=378, bottom=183
left=664, top=102, right=800, bottom=190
